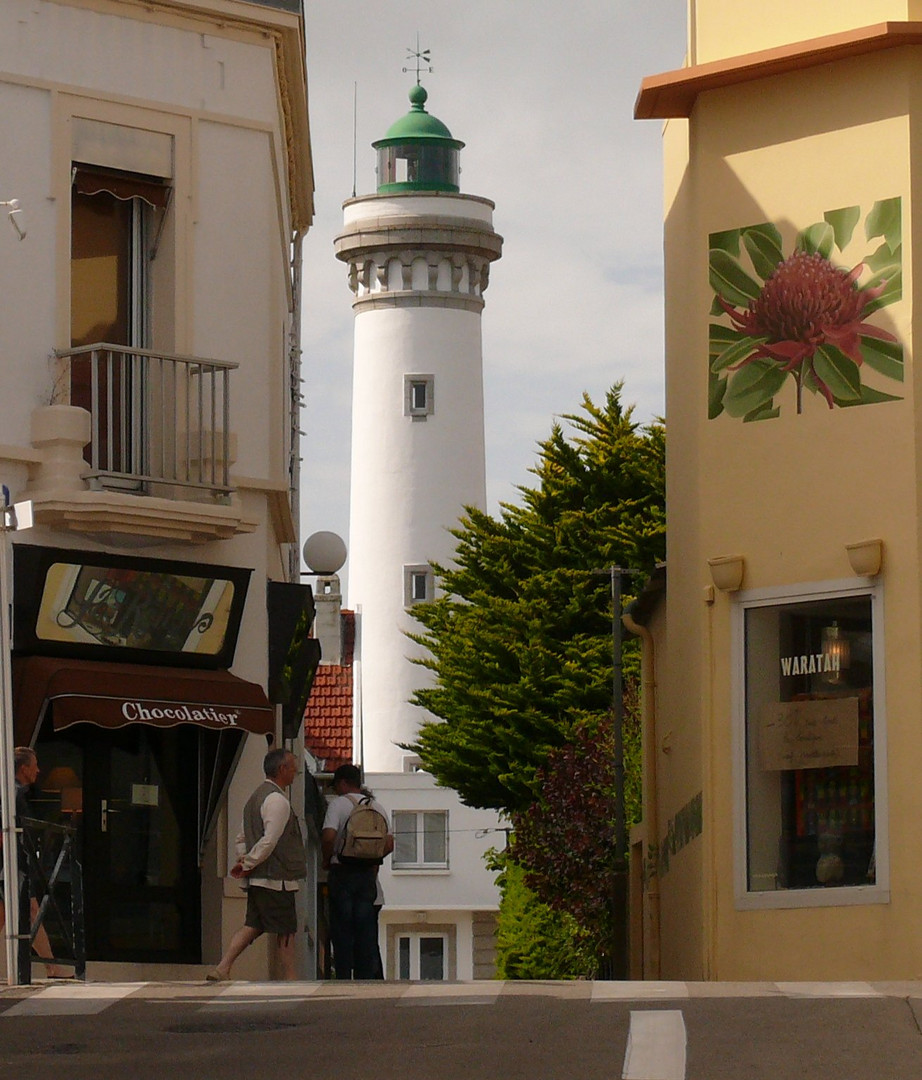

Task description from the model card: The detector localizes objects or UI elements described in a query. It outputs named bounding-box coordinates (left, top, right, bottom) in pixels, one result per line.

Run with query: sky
left=298, top=2, right=687, bottom=598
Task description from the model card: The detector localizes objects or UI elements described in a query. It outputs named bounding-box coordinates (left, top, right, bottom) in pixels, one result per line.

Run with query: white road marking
left=592, top=981, right=688, bottom=1002
left=3, top=982, right=144, bottom=1016
left=216, top=981, right=325, bottom=997
left=774, top=981, right=882, bottom=998
left=622, top=1009, right=687, bottom=1080
left=398, top=981, right=502, bottom=1006
left=196, top=981, right=325, bottom=1009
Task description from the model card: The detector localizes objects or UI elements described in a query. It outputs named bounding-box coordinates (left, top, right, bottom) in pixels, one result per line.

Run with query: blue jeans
left=328, top=866, right=379, bottom=979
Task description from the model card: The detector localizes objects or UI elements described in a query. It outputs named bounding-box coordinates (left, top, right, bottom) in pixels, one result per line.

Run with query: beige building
left=0, top=0, right=312, bottom=978
left=631, top=4, right=922, bottom=981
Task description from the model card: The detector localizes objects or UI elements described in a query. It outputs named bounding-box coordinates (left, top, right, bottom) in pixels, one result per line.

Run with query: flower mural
left=709, top=199, right=903, bottom=420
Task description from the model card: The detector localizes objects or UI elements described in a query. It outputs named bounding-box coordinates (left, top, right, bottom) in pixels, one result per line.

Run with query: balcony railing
left=54, top=344, right=237, bottom=499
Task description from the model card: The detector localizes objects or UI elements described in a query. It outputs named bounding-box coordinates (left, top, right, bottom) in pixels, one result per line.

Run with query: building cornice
left=635, top=21, right=922, bottom=120
left=351, top=293, right=485, bottom=314
left=49, top=0, right=313, bottom=228
left=342, top=191, right=496, bottom=212
left=28, top=489, right=258, bottom=545
left=334, top=218, right=503, bottom=264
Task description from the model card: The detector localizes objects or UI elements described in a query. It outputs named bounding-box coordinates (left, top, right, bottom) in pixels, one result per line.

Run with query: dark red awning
left=73, top=167, right=171, bottom=209
left=13, top=656, right=275, bottom=745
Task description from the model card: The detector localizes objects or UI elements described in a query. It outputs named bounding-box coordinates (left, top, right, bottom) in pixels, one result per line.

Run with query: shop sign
left=779, top=652, right=840, bottom=677
left=13, top=545, right=250, bottom=669
left=120, top=700, right=242, bottom=727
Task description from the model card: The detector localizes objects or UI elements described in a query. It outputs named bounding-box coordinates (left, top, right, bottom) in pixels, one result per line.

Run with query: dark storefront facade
left=11, top=545, right=275, bottom=965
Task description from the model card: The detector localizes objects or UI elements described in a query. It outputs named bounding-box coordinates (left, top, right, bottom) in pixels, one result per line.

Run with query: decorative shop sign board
left=13, top=544, right=251, bottom=670
left=759, top=697, right=859, bottom=771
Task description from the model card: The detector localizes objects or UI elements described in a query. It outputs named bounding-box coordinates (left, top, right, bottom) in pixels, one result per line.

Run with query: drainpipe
left=288, top=230, right=305, bottom=583
left=622, top=609, right=661, bottom=979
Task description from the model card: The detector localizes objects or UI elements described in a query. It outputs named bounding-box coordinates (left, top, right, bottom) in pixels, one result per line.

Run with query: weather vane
left=402, top=34, right=432, bottom=86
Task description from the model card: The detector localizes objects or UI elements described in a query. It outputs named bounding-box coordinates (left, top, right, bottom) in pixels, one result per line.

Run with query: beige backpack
left=338, top=794, right=388, bottom=864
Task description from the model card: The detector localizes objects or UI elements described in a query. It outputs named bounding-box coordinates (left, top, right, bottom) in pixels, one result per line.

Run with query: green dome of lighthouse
left=381, top=85, right=456, bottom=141
left=374, top=84, right=463, bottom=194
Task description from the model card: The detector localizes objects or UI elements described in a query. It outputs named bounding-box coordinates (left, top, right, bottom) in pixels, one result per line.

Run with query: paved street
left=2, top=979, right=922, bottom=1079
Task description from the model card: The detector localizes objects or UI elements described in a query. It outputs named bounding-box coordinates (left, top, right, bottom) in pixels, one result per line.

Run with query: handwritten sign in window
left=759, top=698, right=859, bottom=771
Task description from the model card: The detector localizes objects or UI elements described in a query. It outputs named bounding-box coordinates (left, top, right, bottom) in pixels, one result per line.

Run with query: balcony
left=22, top=345, right=258, bottom=545
left=55, top=344, right=235, bottom=499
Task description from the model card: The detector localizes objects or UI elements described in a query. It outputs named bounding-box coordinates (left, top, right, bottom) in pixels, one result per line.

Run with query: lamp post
left=591, top=565, right=637, bottom=981
left=0, top=490, right=31, bottom=985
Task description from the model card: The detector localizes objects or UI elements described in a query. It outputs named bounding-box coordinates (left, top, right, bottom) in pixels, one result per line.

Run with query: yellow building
left=632, top=5, right=922, bottom=980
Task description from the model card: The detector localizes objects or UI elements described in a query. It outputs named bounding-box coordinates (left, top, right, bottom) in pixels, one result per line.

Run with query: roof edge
left=635, top=21, right=922, bottom=120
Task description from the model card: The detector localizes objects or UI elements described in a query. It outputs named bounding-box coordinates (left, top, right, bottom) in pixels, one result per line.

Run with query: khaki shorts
left=244, top=885, right=297, bottom=936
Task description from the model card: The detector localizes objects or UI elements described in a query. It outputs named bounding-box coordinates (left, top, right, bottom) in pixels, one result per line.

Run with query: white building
left=0, top=0, right=313, bottom=980
left=332, top=81, right=504, bottom=980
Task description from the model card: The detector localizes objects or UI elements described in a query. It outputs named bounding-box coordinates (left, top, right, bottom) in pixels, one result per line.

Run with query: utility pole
left=592, top=565, right=636, bottom=980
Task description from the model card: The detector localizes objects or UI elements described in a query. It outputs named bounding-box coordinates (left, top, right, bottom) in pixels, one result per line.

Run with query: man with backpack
left=322, top=763, right=393, bottom=979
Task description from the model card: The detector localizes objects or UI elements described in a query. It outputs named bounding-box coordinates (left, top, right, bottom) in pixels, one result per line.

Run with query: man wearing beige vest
left=207, top=748, right=306, bottom=981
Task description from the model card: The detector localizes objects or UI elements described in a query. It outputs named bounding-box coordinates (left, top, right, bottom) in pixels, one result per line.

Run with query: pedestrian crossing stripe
left=0, top=978, right=898, bottom=1018
left=623, top=1010, right=686, bottom=1080
left=3, top=982, right=141, bottom=1017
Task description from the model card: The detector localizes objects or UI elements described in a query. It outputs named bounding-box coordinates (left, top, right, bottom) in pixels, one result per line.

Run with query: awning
left=73, top=166, right=171, bottom=209
left=13, top=656, right=275, bottom=746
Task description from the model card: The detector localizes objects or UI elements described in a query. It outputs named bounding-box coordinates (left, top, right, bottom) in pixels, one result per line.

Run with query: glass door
left=397, top=933, right=448, bottom=980
left=36, top=724, right=202, bottom=963
left=70, top=179, right=150, bottom=484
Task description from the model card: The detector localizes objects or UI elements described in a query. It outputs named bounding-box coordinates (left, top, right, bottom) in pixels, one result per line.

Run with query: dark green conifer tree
left=408, top=384, right=665, bottom=813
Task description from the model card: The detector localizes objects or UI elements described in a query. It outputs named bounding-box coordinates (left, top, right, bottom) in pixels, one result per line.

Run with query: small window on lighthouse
left=405, top=374, right=434, bottom=419
left=404, top=564, right=434, bottom=606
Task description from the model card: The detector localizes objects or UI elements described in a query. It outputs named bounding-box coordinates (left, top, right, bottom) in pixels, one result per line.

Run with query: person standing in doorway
left=207, top=748, right=305, bottom=981
left=0, top=747, right=66, bottom=978
left=322, top=764, right=393, bottom=979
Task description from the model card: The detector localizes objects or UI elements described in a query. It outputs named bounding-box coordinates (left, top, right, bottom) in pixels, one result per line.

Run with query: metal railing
left=17, top=817, right=85, bottom=983
left=54, top=344, right=237, bottom=499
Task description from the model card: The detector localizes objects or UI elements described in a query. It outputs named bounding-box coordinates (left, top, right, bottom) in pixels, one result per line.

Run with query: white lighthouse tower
left=335, top=81, right=503, bottom=772
left=332, top=77, right=505, bottom=979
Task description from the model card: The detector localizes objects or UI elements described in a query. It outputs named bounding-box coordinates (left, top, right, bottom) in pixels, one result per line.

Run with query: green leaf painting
left=708, top=249, right=762, bottom=307
left=742, top=224, right=784, bottom=279
left=865, top=197, right=901, bottom=253
left=824, top=206, right=860, bottom=251
left=709, top=199, right=903, bottom=419
left=796, top=221, right=835, bottom=259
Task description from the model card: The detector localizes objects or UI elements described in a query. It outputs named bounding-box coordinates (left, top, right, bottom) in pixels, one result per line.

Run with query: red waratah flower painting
left=709, top=199, right=903, bottom=420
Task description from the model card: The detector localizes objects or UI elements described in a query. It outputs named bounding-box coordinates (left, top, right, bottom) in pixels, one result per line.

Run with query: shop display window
left=742, top=589, right=881, bottom=900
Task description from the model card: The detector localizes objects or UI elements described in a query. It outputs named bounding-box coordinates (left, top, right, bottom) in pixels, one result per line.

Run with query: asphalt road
left=2, top=979, right=922, bottom=1080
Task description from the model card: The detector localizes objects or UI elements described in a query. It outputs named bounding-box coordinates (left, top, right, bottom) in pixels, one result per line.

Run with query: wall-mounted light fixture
left=707, top=555, right=745, bottom=592
left=846, top=538, right=882, bottom=577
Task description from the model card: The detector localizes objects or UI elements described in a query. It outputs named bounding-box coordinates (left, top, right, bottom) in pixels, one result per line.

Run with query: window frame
left=386, top=922, right=457, bottom=980
left=396, top=932, right=449, bottom=981
left=731, top=577, right=889, bottom=911
left=403, top=564, right=434, bottom=607
left=404, top=374, right=434, bottom=420
left=391, top=809, right=449, bottom=870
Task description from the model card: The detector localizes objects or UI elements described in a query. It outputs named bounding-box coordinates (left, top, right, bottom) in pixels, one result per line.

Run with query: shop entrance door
left=38, top=724, right=202, bottom=964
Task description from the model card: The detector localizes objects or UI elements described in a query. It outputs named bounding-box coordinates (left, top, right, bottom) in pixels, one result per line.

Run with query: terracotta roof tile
left=304, top=611, right=354, bottom=772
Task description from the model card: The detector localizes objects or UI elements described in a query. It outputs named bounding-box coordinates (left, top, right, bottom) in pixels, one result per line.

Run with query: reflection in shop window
left=744, top=591, right=876, bottom=894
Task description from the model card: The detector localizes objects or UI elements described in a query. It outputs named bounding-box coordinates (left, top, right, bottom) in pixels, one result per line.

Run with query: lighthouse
left=335, top=81, right=503, bottom=771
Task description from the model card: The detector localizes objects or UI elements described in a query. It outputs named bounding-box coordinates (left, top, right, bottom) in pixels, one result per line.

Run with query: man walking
left=322, top=763, right=393, bottom=979
left=207, top=748, right=305, bottom=981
